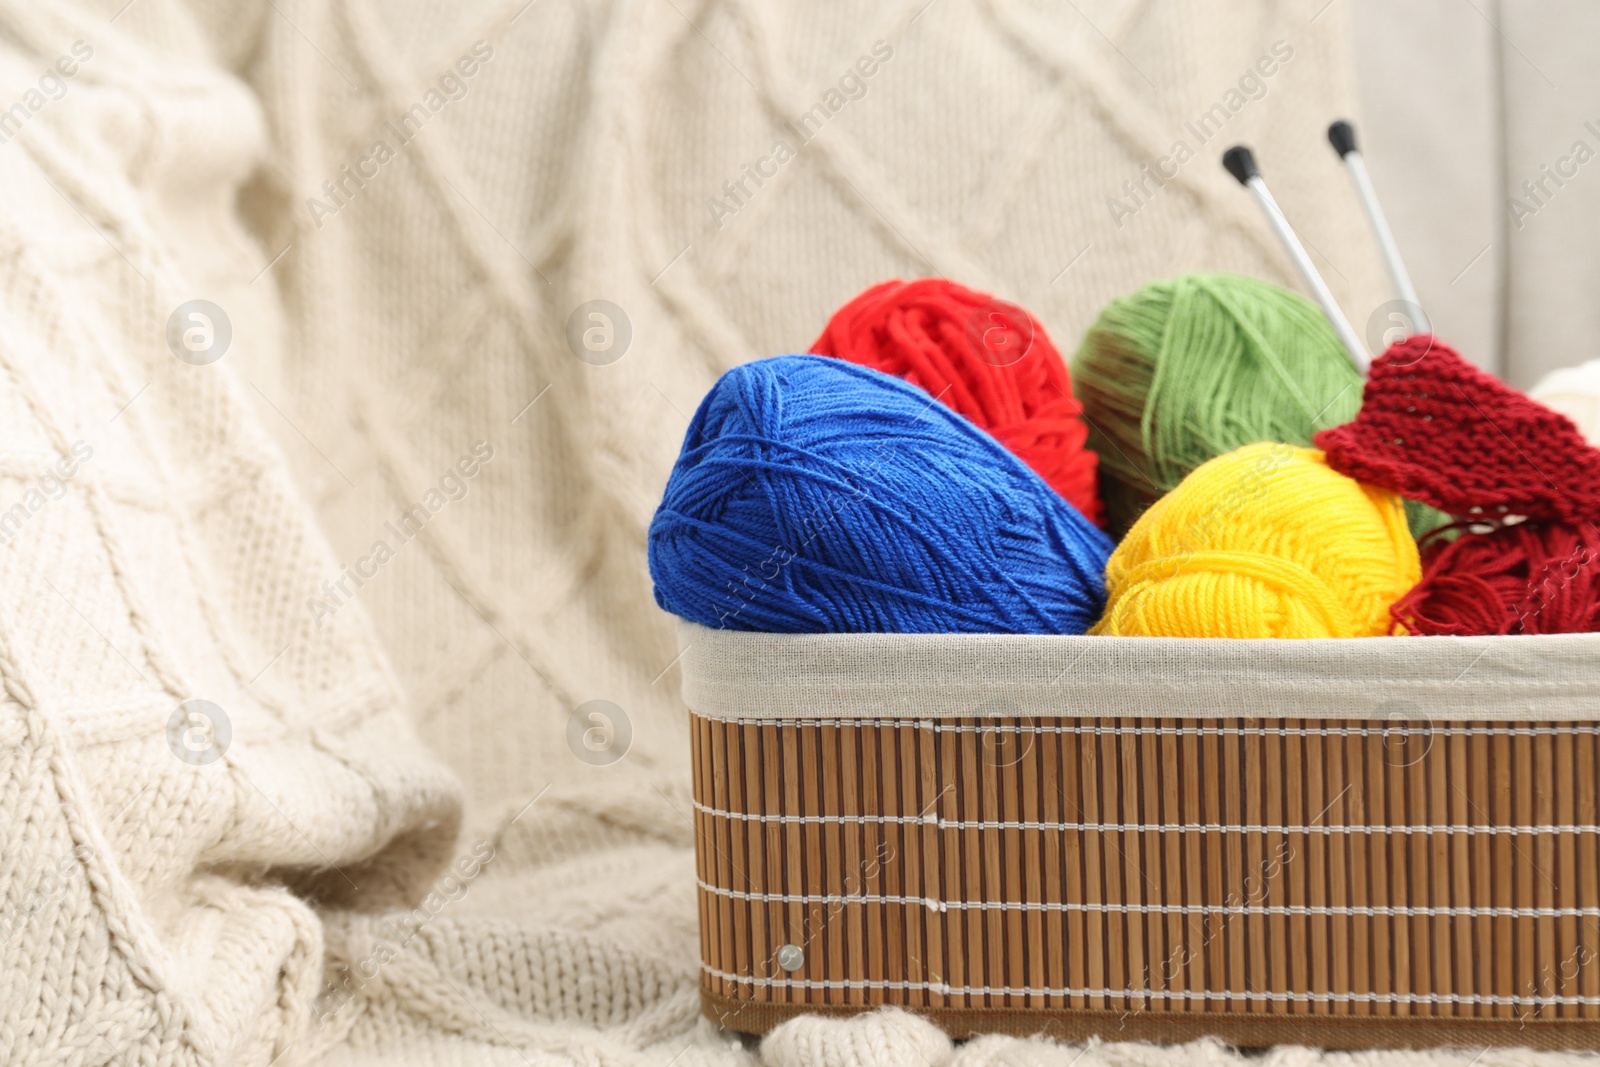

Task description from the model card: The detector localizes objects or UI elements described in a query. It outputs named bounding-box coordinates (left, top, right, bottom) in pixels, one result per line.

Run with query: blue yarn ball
left=647, top=355, right=1112, bottom=634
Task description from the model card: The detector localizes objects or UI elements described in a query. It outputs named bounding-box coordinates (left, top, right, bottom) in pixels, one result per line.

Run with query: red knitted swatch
left=1314, top=335, right=1600, bottom=522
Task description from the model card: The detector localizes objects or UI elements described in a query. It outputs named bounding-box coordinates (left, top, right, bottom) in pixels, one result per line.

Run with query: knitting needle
left=1222, top=145, right=1370, bottom=373
left=1327, top=120, right=1431, bottom=336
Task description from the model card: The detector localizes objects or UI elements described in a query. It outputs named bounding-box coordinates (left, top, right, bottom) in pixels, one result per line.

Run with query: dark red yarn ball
left=811, top=279, right=1103, bottom=526
left=1391, top=520, right=1600, bottom=636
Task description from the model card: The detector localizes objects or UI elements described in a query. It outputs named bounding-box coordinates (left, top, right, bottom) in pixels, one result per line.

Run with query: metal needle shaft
left=1222, top=145, right=1370, bottom=373
left=1328, top=120, right=1430, bottom=336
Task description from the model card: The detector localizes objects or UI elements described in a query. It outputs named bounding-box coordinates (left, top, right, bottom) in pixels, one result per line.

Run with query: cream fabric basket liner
left=677, top=622, right=1600, bottom=721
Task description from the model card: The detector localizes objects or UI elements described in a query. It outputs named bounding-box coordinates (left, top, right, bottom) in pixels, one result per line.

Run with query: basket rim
left=675, top=622, right=1600, bottom=721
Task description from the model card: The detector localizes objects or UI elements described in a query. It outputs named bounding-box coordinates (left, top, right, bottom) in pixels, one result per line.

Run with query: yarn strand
left=1391, top=520, right=1600, bottom=636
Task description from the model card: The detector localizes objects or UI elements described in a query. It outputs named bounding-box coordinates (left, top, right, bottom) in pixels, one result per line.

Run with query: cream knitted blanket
left=4, top=1, right=1581, bottom=1065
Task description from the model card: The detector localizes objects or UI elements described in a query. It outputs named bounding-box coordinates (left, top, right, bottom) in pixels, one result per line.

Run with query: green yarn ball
left=1071, top=273, right=1449, bottom=538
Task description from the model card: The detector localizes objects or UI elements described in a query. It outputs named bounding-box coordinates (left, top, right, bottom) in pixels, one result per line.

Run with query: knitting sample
left=1314, top=335, right=1600, bottom=522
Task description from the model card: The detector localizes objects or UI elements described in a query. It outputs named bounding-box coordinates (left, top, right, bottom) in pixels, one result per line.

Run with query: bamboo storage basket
left=681, top=622, right=1600, bottom=1049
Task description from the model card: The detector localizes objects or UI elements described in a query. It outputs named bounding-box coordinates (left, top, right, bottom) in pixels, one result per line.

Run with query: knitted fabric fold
left=1315, top=335, right=1600, bottom=522
left=0, top=0, right=1397, bottom=1063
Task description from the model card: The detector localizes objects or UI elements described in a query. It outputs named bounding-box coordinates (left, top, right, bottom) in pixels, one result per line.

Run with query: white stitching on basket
left=700, top=964, right=1600, bottom=1005
left=694, top=879, right=1600, bottom=919
left=691, top=799, right=1600, bottom=835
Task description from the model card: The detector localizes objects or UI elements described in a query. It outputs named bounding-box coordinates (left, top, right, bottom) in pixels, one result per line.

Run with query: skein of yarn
left=1070, top=273, right=1365, bottom=535
left=648, top=355, right=1114, bottom=635
left=811, top=278, right=1102, bottom=525
left=1531, top=359, right=1600, bottom=446
left=1391, top=520, right=1600, bottom=636
left=1092, top=443, right=1421, bottom=639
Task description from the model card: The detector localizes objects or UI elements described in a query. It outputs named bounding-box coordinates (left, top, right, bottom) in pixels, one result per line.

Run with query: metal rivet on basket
left=776, top=944, right=804, bottom=972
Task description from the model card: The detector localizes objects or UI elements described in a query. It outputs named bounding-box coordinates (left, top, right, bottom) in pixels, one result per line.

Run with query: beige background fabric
left=0, top=4, right=465, bottom=1062
left=1349, top=0, right=1600, bottom=388
left=1345, top=0, right=1504, bottom=377
left=0, top=0, right=1589, bottom=1064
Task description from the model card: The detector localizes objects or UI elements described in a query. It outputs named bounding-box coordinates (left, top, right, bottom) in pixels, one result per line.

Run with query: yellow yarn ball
left=1092, top=443, right=1421, bottom=639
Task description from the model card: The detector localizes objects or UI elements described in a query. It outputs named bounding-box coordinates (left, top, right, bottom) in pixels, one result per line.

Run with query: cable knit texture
left=0, top=0, right=1507, bottom=1064
left=761, top=1009, right=953, bottom=1067
left=1316, top=335, right=1600, bottom=523
left=0, top=6, right=464, bottom=1065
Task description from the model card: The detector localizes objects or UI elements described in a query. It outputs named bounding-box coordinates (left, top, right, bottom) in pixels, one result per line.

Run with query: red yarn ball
left=1391, top=520, right=1600, bottom=636
left=811, top=279, right=1102, bottom=525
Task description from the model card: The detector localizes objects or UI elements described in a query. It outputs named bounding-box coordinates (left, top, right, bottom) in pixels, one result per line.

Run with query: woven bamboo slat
left=692, top=713, right=1600, bottom=1049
